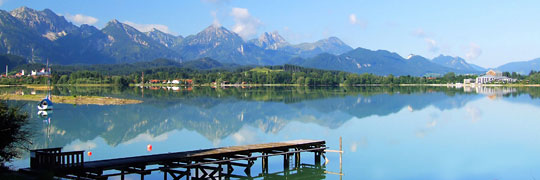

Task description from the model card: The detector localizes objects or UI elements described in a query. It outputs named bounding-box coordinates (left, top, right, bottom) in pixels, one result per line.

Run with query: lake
left=5, top=85, right=540, bottom=179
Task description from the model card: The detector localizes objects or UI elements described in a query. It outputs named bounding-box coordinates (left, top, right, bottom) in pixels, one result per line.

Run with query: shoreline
left=0, top=94, right=142, bottom=105
left=2, top=83, right=540, bottom=88
left=136, top=83, right=540, bottom=87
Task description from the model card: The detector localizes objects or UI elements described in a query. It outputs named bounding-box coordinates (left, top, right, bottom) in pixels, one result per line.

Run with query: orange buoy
left=87, top=151, right=92, bottom=156
left=147, top=144, right=152, bottom=152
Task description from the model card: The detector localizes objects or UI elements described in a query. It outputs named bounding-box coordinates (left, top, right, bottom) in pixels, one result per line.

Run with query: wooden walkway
left=24, top=139, right=326, bottom=179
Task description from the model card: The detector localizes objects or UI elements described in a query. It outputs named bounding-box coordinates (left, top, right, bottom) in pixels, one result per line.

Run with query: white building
left=463, top=78, right=475, bottom=84
left=475, top=70, right=516, bottom=84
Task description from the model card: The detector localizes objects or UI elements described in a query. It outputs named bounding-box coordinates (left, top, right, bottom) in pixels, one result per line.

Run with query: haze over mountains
left=1, top=7, right=535, bottom=76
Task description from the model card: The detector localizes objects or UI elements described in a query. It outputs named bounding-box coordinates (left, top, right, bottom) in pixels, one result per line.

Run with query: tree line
left=2, top=63, right=540, bottom=86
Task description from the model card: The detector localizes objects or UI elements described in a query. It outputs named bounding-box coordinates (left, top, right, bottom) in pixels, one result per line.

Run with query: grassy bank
left=1, top=94, right=142, bottom=105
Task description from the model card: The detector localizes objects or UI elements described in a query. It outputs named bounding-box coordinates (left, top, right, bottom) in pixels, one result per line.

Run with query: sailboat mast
left=47, top=59, right=51, bottom=97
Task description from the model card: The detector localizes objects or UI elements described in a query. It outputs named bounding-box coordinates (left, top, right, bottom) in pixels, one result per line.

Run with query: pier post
left=295, top=148, right=301, bottom=168
left=283, top=153, right=290, bottom=170
left=315, top=151, right=321, bottom=165
left=195, top=162, right=199, bottom=178
left=340, top=136, right=343, bottom=180
left=140, top=166, right=146, bottom=180
left=261, top=152, right=268, bottom=174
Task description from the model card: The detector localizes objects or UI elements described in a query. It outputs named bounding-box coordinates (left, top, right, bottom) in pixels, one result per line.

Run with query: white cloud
left=123, top=21, right=175, bottom=35
left=0, top=0, right=5, bottom=6
left=231, top=7, right=262, bottom=39
left=122, top=132, right=169, bottom=145
left=350, top=141, right=358, bottom=152
left=412, top=28, right=440, bottom=53
left=64, top=13, right=98, bottom=25
left=466, top=106, right=482, bottom=122
left=466, top=43, right=482, bottom=59
left=425, top=38, right=439, bottom=52
left=349, top=13, right=367, bottom=28
left=349, top=14, right=357, bottom=24
left=64, top=140, right=97, bottom=151
left=210, top=11, right=221, bottom=27
left=231, top=127, right=257, bottom=145
left=412, top=28, right=426, bottom=38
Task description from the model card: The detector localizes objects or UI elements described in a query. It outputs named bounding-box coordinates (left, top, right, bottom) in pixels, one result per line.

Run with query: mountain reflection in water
left=16, top=86, right=486, bottom=149
left=5, top=85, right=540, bottom=179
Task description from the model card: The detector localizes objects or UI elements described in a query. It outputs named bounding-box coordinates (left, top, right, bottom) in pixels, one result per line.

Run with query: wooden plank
left=83, top=140, right=324, bottom=170
left=29, top=140, right=326, bottom=179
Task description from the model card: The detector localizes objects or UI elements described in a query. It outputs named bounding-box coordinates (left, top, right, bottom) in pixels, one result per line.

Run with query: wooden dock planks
left=84, top=140, right=323, bottom=169
left=26, top=139, right=326, bottom=179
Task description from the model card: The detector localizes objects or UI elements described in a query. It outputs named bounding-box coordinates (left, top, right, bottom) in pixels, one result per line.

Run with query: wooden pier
left=23, top=139, right=326, bottom=179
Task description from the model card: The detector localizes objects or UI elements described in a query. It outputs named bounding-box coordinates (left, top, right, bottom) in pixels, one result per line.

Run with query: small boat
left=37, top=110, right=53, bottom=117
left=37, top=59, right=54, bottom=111
left=37, top=95, right=53, bottom=110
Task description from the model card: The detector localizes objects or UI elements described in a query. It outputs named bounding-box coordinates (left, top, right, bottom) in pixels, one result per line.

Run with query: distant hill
left=289, top=37, right=353, bottom=58
left=10, top=58, right=236, bottom=76
left=432, top=55, right=485, bottom=73
left=289, top=48, right=468, bottom=76
left=180, top=57, right=239, bottom=70
left=496, top=58, right=540, bottom=74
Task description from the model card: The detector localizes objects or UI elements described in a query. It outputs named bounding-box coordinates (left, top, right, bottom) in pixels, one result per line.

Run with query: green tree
left=443, top=72, right=456, bottom=83
left=0, top=101, right=30, bottom=166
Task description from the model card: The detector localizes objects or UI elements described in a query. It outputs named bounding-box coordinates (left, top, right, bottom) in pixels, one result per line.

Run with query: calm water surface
left=5, top=86, right=540, bottom=179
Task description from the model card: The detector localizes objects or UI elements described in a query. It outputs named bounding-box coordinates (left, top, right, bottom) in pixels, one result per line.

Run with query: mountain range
left=3, top=6, right=532, bottom=76
left=495, top=58, right=540, bottom=74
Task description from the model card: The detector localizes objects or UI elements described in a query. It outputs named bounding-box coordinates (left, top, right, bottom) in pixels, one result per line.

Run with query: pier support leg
left=283, top=154, right=290, bottom=170
left=244, top=159, right=254, bottom=177
left=140, top=166, right=145, bottom=180
left=315, top=151, right=321, bottom=165
left=195, top=165, right=199, bottom=178
left=261, top=153, right=268, bottom=174
left=163, top=169, right=167, bottom=180
left=219, top=163, right=222, bottom=178
left=227, top=162, right=234, bottom=175
left=295, top=150, right=301, bottom=168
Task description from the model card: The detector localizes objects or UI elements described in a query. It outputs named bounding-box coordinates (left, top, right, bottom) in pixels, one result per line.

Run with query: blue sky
left=2, top=0, right=540, bottom=68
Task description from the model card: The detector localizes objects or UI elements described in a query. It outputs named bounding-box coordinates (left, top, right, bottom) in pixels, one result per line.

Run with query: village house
left=463, top=78, right=475, bottom=84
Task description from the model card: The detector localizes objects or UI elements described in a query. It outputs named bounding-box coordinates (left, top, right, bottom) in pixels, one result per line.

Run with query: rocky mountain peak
left=187, top=25, right=243, bottom=46
left=107, top=19, right=121, bottom=26
left=252, top=31, right=289, bottom=50
left=294, top=36, right=352, bottom=56
left=432, top=54, right=484, bottom=72
left=104, top=19, right=141, bottom=35
left=319, top=37, right=347, bottom=46
left=200, top=25, right=236, bottom=38
left=9, top=6, right=77, bottom=40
